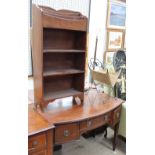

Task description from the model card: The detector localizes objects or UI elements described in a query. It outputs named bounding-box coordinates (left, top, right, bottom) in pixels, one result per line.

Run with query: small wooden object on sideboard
left=32, top=5, right=88, bottom=110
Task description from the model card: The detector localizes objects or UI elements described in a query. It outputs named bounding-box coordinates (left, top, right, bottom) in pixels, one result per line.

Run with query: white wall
left=32, top=0, right=90, bottom=17
left=88, top=0, right=107, bottom=80
left=28, top=0, right=32, bottom=76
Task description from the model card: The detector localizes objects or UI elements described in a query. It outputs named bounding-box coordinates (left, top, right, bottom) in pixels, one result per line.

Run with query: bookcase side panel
left=32, top=5, right=43, bottom=104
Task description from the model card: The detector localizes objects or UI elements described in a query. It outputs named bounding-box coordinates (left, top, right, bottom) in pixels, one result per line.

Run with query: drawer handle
left=29, top=147, right=36, bottom=151
left=32, top=140, right=38, bottom=146
left=64, top=130, right=70, bottom=137
left=87, top=121, right=92, bottom=127
left=104, top=115, right=108, bottom=121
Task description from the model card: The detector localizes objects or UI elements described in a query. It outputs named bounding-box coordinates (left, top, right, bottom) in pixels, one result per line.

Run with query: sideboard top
left=29, top=89, right=124, bottom=129
left=28, top=104, right=54, bottom=136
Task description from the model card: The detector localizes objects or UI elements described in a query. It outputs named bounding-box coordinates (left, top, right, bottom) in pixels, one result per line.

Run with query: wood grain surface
left=29, top=89, right=124, bottom=126
left=28, top=104, right=54, bottom=136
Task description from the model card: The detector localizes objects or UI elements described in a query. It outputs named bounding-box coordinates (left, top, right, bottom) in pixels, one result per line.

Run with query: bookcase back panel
left=73, top=74, right=85, bottom=92
left=74, top=53, right=86, bottom=70
left=43, top=28, right=86, bottom=50
left=44, top=75, right=73, bottom=93
left=43, top=53, right=85, bottom=70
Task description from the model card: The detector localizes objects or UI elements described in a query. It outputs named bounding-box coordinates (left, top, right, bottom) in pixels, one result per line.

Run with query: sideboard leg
left=54, top=145, right=62, bottom=151
left=92, top=129, right=96, bottom=138
left=104, top=127, right=107, bottom=138
left=46, top=130, right=53, bottom=155
left=113, top=123, right=119, bottom=151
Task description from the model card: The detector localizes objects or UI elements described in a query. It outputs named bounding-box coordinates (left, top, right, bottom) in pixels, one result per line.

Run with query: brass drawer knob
left=87, top=120, right=92, bottom=127
left=64, top=130, right=70, bottom=137
left=32, top=140, right=38, bottom=146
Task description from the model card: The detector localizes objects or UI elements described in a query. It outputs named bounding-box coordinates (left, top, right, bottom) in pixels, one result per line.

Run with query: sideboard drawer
left=55, top=123, right=80, bottom=144
left=111, top=106, right=122, bottom=126
left=80, top=114, right=110, bottom=133
left=29, top=133, right=46, bottom=151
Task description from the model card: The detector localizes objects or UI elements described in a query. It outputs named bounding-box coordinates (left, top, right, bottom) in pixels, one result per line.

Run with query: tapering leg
left=113, top=123, right=119, bottom=151
left=104, top=127, right=108, bottom=138
left=92, top=129, right=96, bottom=138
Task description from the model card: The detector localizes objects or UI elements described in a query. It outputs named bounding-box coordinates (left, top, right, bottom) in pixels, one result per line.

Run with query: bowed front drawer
left=111, top=106, right=122, bottom=126
left=54, top=123, right=80, bottom=144
left=80, top=114, right=110, bottom=134
left=28, top=133, right=46, bottom=154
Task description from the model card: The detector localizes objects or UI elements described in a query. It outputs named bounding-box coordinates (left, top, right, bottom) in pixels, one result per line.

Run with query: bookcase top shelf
left=35, top=5, right=87, bottom=31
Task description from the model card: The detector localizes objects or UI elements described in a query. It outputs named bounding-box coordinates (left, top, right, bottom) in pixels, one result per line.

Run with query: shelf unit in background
left=32, top=5, right=87, bottom=110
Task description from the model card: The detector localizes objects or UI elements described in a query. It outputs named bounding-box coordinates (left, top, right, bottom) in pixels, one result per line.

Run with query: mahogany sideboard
left=28, top=90, right=124, bottom=155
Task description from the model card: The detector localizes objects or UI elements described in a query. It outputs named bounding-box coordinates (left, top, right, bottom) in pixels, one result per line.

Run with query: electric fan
left=113, top=50, right=126, bottom=100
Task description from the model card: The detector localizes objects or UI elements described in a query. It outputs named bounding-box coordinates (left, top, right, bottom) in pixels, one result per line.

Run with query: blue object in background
left=110, top=3, right=126, bottom=27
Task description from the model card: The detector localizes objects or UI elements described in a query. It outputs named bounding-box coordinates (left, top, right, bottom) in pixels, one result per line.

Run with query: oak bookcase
left=32, top=5, right=87, bottom=110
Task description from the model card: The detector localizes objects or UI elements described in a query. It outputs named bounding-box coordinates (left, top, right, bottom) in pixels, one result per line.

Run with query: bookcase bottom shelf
left=44, top=89, right=83, bottom=102
left=43, top=69, right=84, bottom=77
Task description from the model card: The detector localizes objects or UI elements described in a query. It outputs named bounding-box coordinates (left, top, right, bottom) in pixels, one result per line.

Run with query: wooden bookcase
left=32, top=5, right=87, bottom=110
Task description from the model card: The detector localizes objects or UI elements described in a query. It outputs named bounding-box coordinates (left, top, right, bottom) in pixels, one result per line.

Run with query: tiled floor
left=54, top=128, right=126, bottom=155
